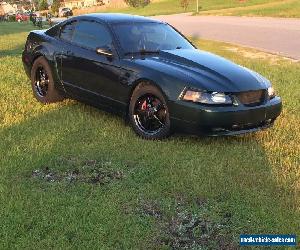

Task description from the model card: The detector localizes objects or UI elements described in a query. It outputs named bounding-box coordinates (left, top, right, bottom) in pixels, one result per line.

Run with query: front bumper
left=22, top=50, right=32, bottom=79
left=169, top=96, right=282, bottom=136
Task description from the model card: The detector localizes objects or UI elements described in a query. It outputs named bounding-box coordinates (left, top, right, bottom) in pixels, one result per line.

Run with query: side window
left=60, top=21, right=76, bottom=42
left=72, top=21, right=112, bottom=50
left=46, top=25, right=60, bottom=38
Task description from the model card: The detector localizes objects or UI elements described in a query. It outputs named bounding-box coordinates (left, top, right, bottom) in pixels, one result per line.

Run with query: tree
left=6, top=0, right=16, bottom=3
left=124, top=0, right=150, bottom=8
left=180, top=0, right=189, bottom=11
left=51, top=0, right=61, bottom=14
left=32, top=0, right=40, bottom=11
left=39, top=0, right=48, bottom=10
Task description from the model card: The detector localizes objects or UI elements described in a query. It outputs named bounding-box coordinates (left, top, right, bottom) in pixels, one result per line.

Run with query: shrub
left=124, top=0, right=150, bottom=8
left=32, top=0, right=40, bottom=10
left=180, top=0, right=190, bottom=11
left=8, top=15, right=16, bottom=22
left=39, top=0, right=48, bottom=11
left=51, top=0, right=61, bottom=14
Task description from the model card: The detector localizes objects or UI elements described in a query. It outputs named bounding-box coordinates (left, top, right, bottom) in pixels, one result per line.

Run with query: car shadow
left=0, top=44, right=24, bottom=58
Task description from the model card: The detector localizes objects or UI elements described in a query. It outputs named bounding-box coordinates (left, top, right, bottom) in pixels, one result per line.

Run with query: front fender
left=123, top=59, right=190, bottom=102
left=32, top=45, right=65, bottom=93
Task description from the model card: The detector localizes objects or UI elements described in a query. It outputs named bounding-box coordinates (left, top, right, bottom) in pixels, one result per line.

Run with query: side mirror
left=96, top=46, right=113, bottom=58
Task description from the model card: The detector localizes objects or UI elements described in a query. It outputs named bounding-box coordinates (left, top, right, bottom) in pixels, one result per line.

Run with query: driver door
left=60, top=20, right=126, bottom=113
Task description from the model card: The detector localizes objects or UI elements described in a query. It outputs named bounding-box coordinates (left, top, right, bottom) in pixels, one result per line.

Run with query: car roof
left=76, top=13, right=163, bottom=24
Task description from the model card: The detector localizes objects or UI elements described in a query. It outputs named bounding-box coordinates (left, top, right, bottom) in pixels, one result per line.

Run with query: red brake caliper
left=141, top=100, right=148, bottom=111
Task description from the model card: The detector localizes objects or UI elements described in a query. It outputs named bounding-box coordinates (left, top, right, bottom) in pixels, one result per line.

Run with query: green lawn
left=0, top=22, right=299, bottom=249
left=197, top=0, right=300, bottom=18
left=101, top=0, right=284, bottom=16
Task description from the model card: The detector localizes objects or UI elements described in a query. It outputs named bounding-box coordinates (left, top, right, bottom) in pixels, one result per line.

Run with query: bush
left=8, top=15, right=16, bottom=22
left=33, top=0, right=39, bottom=10
left=39, top=0, right=48, bottom=11
left=180, top=0, right=190, bottom=11
left=124, top=0, right=150, bottom=8
left=51, top=0, right=60, bottom=14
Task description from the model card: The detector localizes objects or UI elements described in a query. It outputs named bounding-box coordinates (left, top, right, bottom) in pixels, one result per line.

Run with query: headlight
left=182, top=89, right=232, bottom=105
left=267, top=86, right=276, bottom=99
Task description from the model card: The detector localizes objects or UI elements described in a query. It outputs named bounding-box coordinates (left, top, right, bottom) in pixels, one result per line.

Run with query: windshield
left=112, top=22, right=194, bottom=54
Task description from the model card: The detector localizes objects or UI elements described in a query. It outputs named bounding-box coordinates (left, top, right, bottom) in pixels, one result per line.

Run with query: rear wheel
left=30, top=57, right=64, bottom=104
left=129, top=83, right=171, bottom=139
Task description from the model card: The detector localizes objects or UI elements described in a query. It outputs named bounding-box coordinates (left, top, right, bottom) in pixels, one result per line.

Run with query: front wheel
left=129, top=83, right=171, bottom=140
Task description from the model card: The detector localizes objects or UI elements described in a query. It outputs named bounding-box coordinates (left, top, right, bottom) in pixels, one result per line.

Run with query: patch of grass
left=0, top=22, right=34, bottom=36
left=232, top=0, right=300, bottom=17
left=99, top=0, right=281, bottom=16
left=198, top=0, right=300, bottom=17
left=98, top=0, right=299, bottom=18
left=0, top=22, right=299, bottom=249
left=100, top=0, right=196, bottom=16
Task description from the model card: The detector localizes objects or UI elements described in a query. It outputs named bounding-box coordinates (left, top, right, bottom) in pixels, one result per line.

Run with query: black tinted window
left=112, top=22, right=194, bottom=53
left=72, top=21, right=112, bottom=50
left=46, top=24, right=60, bottom=37
left=60, top=21, right=76, bottom=42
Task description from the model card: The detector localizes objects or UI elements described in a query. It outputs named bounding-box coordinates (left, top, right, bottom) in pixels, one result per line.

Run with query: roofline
left=72, top=13, right=164, bottom=24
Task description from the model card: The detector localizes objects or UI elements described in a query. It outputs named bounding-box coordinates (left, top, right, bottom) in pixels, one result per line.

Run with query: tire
left=129, top=82, right=171, bottom=140
left=30, top=56, right=64, bottom=104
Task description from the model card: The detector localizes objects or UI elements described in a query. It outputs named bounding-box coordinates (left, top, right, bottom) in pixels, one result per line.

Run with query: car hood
left=139, top=49, right=270, bottom=92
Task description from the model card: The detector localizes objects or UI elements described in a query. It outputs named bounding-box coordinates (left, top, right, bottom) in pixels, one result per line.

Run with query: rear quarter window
left=60, top=21, right=76, bottom=42
left=45, top=25, right=60, bottom=38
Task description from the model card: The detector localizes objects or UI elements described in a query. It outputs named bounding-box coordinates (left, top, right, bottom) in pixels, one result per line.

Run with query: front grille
left=236, top=90, right=266, bottom=106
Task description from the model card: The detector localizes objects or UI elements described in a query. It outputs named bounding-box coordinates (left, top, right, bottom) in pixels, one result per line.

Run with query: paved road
left=152, top=13, right=300, bottom=60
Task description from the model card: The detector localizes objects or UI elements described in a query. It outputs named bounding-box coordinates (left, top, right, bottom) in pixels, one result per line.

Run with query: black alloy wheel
left=133, top=94, right=167, bottom=135
left=30, top=56, right=64, bottom=104
left=35, top=66, right=49, bottom=97
left=129, top=83, right=171, bottom=139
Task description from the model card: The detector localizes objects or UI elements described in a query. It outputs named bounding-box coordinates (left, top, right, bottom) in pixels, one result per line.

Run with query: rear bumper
left=169, top=96, right=282, bottom=136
